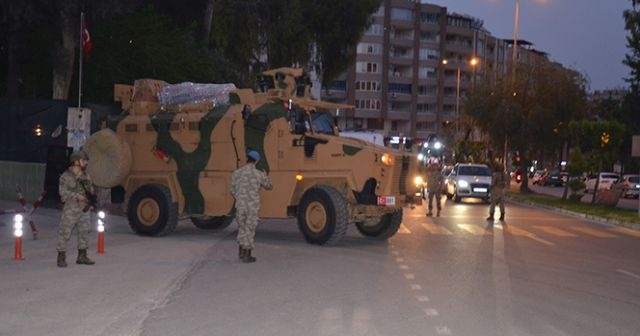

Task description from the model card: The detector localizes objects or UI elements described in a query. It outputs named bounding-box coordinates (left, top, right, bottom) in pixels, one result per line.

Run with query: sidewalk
left=0, top=199, right=233, bottom=336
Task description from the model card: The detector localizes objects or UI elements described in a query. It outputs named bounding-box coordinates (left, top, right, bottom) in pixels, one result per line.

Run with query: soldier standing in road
left=426, top=160, right=444, bottom=217
left=231, top=150, right=272, bottom=263
left=56, top=150, right=96, bottom=267
left=487, top=162, right=508, bottom=221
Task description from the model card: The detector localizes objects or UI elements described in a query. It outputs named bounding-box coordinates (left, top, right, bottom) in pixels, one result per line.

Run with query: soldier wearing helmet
left=56, top=150, right=96, bottom=267
left=230, top=150, right=272, bottom=263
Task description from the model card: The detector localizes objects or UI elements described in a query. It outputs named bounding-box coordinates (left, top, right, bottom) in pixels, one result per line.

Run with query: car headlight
left=457, top=180, right=469, bottom=188
left=414, top=176, right=424, bottom=186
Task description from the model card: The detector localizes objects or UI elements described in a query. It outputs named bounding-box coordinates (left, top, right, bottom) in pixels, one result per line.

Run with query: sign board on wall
left=67, top=107, right=92, bottom=151
left=633, top=135, right=640, bottom=158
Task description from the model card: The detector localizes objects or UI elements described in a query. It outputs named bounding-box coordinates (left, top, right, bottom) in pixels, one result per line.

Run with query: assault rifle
left=80, top=180, right=98, bottom=213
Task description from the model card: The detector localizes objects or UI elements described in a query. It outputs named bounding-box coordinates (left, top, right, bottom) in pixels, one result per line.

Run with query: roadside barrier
left=0, top=187, right=45, bottom=240
left=96, top=211, right=106, bottom=254
left=14, top=214, right=24, bottom=260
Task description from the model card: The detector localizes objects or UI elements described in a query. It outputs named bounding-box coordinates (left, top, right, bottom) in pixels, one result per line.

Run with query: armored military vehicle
left=85, top=68, right=422, bottom=245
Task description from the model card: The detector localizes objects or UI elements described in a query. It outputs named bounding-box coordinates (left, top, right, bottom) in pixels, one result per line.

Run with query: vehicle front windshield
left=311, top=111, right=336, bottom=135
left=458, top=166, right=491, bottom=176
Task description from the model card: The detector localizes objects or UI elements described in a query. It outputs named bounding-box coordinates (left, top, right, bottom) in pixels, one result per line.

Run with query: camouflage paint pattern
left=231, top=163, right=272, bottom=249
left=56, top=168, right=93, bottom=252
left=489, top=171, right=507, bottom=215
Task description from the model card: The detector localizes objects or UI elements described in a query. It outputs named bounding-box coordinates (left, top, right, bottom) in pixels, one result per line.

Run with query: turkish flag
left=82, top=20, right=93, bottom=61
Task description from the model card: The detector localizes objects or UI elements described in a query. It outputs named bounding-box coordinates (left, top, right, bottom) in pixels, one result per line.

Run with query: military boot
left=57, top=251, right=67, bottom=268
left=239, top=246, right=246, bottom=260
left=241, top=249, right=256, bottom=263
left=76, top=249, right=95, bottom=265
left=486, top=215, right=494, bottom=221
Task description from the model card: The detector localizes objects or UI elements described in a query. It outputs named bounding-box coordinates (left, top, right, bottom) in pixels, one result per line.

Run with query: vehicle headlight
left=381, top=153, right=393, bottom=166
left=418, top=153, right=424, bottom=161
left=457, top=180, right=469, bottom=188
left=414, top=176, right=424, bottom=186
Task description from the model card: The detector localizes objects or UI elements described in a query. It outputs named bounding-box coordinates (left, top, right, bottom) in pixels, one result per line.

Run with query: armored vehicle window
left=125, top=124, right=138, bottom=132
left=311, top=111, right=336, bottom=135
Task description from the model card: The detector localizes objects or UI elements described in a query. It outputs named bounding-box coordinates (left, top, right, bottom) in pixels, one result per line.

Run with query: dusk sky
left=432, top=0, right=630, bottom=91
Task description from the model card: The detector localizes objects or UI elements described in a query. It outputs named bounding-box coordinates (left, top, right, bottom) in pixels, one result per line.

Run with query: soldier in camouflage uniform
left=56, top=150, right=96, bottom=267
left=487, top=162, right=508, bottom=221
left=231, top=150, right=272, bottom=263
left=426, top=161, right=444, bottom=217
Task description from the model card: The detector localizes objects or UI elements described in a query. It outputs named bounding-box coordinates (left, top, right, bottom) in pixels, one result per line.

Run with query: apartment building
left=322, top=0, right=509, bottom=141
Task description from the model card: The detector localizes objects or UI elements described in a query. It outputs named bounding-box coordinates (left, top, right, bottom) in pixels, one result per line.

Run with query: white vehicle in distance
left=445, top=163, right=492, bottom=203
left=619, top=174, right=640, bottom=198
left=584, top=172, right=620, bottom=193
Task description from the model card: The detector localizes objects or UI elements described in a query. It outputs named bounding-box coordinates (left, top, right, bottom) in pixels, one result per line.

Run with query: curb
left=506, top=197, right=640, bottom=231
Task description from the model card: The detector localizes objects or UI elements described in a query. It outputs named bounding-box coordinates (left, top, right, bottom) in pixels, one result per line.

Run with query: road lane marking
left=398, top=224, right=412, bottom=234
left=416, top=295, right=430, bottom=302
left=617, top=269, right=640, bottom=280
left=611, top=227, right=640, bottom=238
left=571, top=227, right=618, bottom=238
left=404, top=273, right=415, bottom=280
left=457, top=224, right=491, bottom=236
left=422, top=223, right=453, bottom=235
left=396, top=257, right=404, bottom=262
left=424, top=308, right=439, bottom=316
left=495, top=225, right=555, bottom=246
left=410, top=284, right=422, bottom=290
left=533, top=226, right=577, bottom=237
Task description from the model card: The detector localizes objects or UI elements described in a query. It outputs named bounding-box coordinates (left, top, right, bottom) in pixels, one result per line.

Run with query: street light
left=441, top=57, right=479, bottom=124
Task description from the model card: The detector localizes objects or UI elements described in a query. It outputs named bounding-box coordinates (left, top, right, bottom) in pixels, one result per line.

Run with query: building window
left=419, top=48, right=440, bottom=60
left=354, top=118, right=364, bottom=129
left=356, top=62, right=380, bottom=73
left=355, top=81, right=381, bottom=92
left=420, top=12, right=440, bottom=24
left=365, top=24, right=383, bottom=36
left=416, top=104, right=434, bottom=114
left=391, top=8, right=413, bottom=21
left=416, top=122, right=435, bottom=131
left=367, top=118, right=384, bottom=130
left=418, top=85, right=437, bottom=96
left=330, top=80, right=346, bottom=91
left=420, top=31, right=439, bottom=42
left=418, top=67, right=437, bottom=79
left=355, top=99, right=381, bottom=110
left=357, top=43, right=382, bottom=55
left=389, top=83, right=411, bottom=94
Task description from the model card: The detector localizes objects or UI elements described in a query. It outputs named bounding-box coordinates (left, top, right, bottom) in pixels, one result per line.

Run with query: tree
left=624, top=0, right=640, bottom=92
left=83, top=8, right=237, bottom=103
left=210, top=0, right=381, bottom=87
left=464, top=59, right=587, bottom=192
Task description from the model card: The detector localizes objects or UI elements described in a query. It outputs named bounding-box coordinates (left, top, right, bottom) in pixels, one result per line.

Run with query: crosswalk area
left=396, top=219, right=640, bottom=246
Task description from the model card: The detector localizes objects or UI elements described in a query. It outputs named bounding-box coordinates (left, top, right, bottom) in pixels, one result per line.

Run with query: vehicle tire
left=127, top=184, right=178, bottom=236
left=191, top=215, right=234, bottom=230
left=356, top=209, right=403, bottom=240
left=297, top=185, right=348, bottom=245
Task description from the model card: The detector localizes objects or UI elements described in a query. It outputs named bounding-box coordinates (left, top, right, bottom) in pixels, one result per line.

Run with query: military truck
left=85, top=68, right=422, bottom=245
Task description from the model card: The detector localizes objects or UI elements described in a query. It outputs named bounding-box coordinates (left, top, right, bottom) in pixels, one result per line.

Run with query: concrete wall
left=0, top=161, right=46, bottom=203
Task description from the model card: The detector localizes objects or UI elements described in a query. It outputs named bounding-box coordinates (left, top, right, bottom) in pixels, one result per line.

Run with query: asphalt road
left=1, top=198, right=639, bottom=336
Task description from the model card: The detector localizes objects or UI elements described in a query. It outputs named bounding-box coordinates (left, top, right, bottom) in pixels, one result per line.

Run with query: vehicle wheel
left=297, top=185, right=348, bottom=245
left=127, top=184, right=178, bottom=236
left=356, top=209, right=402, bottom=240
left=191, top=215, right=234, bottom=230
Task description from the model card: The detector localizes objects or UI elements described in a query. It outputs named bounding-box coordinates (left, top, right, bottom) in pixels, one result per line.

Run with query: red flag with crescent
left=82, top=20, right=93, bottom=61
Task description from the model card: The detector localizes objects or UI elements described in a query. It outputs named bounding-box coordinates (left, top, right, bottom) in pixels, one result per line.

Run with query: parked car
left=618, top=174, right=640, bottom=198
left=584, top=172, right=620, bottom=193
left=445, top=163, right=492, bottom=203
left=541, top=171, right=564, bottom=187
left=531, top=170, right=546, bottom=185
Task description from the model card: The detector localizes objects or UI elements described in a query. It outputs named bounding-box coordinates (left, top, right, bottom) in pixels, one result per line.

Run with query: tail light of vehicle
left=515, top=173, right=522, bottom=183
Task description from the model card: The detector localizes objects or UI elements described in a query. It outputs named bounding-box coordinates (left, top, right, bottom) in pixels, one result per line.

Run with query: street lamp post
left=442, top=58, right=478, bottom=125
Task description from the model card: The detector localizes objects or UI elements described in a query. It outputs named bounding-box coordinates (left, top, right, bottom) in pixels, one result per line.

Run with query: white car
left=619, top=174, right=640, bottom=198
left=584, top=172, right=620, bottom=193
left=445, top=163, right=492, bottom=203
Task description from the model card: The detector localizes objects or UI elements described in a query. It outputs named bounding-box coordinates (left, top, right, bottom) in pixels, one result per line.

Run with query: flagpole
left=78, top=12, right=84, bottom=110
